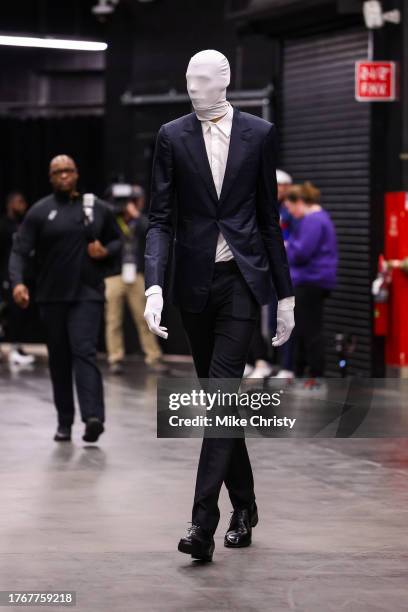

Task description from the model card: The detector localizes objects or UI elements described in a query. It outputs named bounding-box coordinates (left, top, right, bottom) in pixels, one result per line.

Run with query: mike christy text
left=168, top=415, right=296, bottom=429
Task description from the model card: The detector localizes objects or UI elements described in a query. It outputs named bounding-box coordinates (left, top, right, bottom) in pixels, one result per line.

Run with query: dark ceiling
left=0, top=0, right=106, bottom=38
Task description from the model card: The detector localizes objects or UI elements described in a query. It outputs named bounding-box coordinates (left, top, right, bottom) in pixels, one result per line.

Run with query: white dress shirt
left=201, top=102, right=234, bottom=262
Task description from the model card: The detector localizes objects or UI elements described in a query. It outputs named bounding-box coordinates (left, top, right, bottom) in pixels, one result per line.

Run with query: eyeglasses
left=50, top=167, right=76, bottom=176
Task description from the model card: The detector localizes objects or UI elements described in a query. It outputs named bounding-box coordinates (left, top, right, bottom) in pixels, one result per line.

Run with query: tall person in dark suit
left=144, top=50, right=295, bottom=561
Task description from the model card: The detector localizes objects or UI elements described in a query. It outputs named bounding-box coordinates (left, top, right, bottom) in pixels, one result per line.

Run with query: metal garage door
left=280, top=28, right=372, bottom=376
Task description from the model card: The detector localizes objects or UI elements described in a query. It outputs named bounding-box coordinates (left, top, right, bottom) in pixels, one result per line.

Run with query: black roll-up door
left=280, top=28, right=371, bottom=376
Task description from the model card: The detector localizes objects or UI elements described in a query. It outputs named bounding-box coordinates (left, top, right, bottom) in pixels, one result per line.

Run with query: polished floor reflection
left=1, top=358, right=408, bottom=611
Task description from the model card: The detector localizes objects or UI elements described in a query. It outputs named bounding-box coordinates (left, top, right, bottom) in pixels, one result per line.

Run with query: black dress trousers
left=180, top=260, right=259, bottom=534
left=39, top=301, right=105, bottom=427
left=294, top=284, right=330, bottom=378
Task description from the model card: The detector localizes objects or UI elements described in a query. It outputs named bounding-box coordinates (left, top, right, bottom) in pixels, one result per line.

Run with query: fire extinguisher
left=372, top=254, right=391, bottom=336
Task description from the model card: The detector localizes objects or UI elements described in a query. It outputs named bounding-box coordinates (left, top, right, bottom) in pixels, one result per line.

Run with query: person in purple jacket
left=285, top=182, right=338, bottom=382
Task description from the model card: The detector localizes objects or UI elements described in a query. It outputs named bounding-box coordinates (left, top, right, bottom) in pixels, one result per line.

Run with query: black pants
left=1, top=282, right=37, bottom=344
left=246, top=318, right=269, bottom=365
left=39, top=301, right=105, bottom=427
left=180, top=260, right=258, bottom=534
left=294, top=285, right=329, bottom=378
left=279, top=335, right=295, bottom=372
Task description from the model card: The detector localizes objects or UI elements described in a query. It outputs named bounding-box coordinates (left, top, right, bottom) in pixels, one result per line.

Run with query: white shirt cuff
left=145, top=285, right=163, bottom=297
left=277, top=296, right=295, bottom=311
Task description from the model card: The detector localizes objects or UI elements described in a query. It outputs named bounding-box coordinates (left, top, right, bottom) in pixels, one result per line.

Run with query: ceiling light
left=92, top=0, right=120, bottom=17
left=0, top=35, right=107, bottom=51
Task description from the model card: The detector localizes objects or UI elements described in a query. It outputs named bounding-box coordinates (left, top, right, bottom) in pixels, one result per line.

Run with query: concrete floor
left=1, top=358, right=408, bottom=611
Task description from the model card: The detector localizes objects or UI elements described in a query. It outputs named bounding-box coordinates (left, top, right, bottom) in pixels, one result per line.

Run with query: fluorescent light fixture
left=0, top=35, right=107, bottom=51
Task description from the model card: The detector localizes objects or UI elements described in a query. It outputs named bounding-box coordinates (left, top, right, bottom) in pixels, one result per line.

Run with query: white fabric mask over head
left=186, top=49, right=231, bottom=121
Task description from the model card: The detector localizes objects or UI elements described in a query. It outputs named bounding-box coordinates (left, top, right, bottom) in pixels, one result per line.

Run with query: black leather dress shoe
left=224, top=503, right=258, bottom=548
left=82, top=418, right=104, bottom=443
left=178, top=524, right=215, bottom=562
left=54, top=426, right=71, bottom=442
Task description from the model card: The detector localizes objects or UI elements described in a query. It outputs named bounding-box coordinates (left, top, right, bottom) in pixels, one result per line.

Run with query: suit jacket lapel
left=181, top=114, right=218, bottom=203
left=219, top=107, right=252, bottom=204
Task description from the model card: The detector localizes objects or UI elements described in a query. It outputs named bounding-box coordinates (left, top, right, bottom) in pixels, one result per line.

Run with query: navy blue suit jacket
left=144, top=107, right=293, bottom=312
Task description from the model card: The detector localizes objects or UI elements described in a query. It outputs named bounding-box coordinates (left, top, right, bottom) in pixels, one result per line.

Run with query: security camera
left=363, top=0, right=384, bottom=28
left=363, top=0, right=401, bottom=28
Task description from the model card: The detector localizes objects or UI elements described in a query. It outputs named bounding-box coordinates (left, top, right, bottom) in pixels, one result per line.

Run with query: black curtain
left=0, top=115, right=105, bottom=211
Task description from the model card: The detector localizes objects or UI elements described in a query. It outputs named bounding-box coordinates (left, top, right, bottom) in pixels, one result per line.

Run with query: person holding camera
left=104, top=185, right=163, bottom=374
left=9, top=155, right=121, bottom=443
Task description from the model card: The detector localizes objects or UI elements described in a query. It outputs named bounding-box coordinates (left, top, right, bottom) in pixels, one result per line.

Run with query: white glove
left=144, top=285, right=168, bottom=339
left=272, top=296, right=295, bottom=347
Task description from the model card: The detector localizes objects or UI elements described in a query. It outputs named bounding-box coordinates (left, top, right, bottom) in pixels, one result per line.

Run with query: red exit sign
left=355, top=61, right=397, bottom=102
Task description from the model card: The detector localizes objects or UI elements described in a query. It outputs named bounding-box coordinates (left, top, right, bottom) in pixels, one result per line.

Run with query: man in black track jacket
left=9, top=155, right=121, bottom=444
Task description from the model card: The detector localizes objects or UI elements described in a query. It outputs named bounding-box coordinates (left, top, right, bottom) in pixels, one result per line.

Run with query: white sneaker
left=272, top=369, right=294, bottom=380
left=247, top=360, right=273, bottom=379
left=8, top=348, right=35, bottom=366
left=243, top=364, right=254, bottom=378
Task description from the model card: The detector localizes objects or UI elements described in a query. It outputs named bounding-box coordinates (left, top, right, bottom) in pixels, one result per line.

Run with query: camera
left=105, top=183, right=145, bottom=214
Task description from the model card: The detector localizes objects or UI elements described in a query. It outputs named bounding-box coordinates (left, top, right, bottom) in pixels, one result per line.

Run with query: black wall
left=0, top=115, right=105, bottom=208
